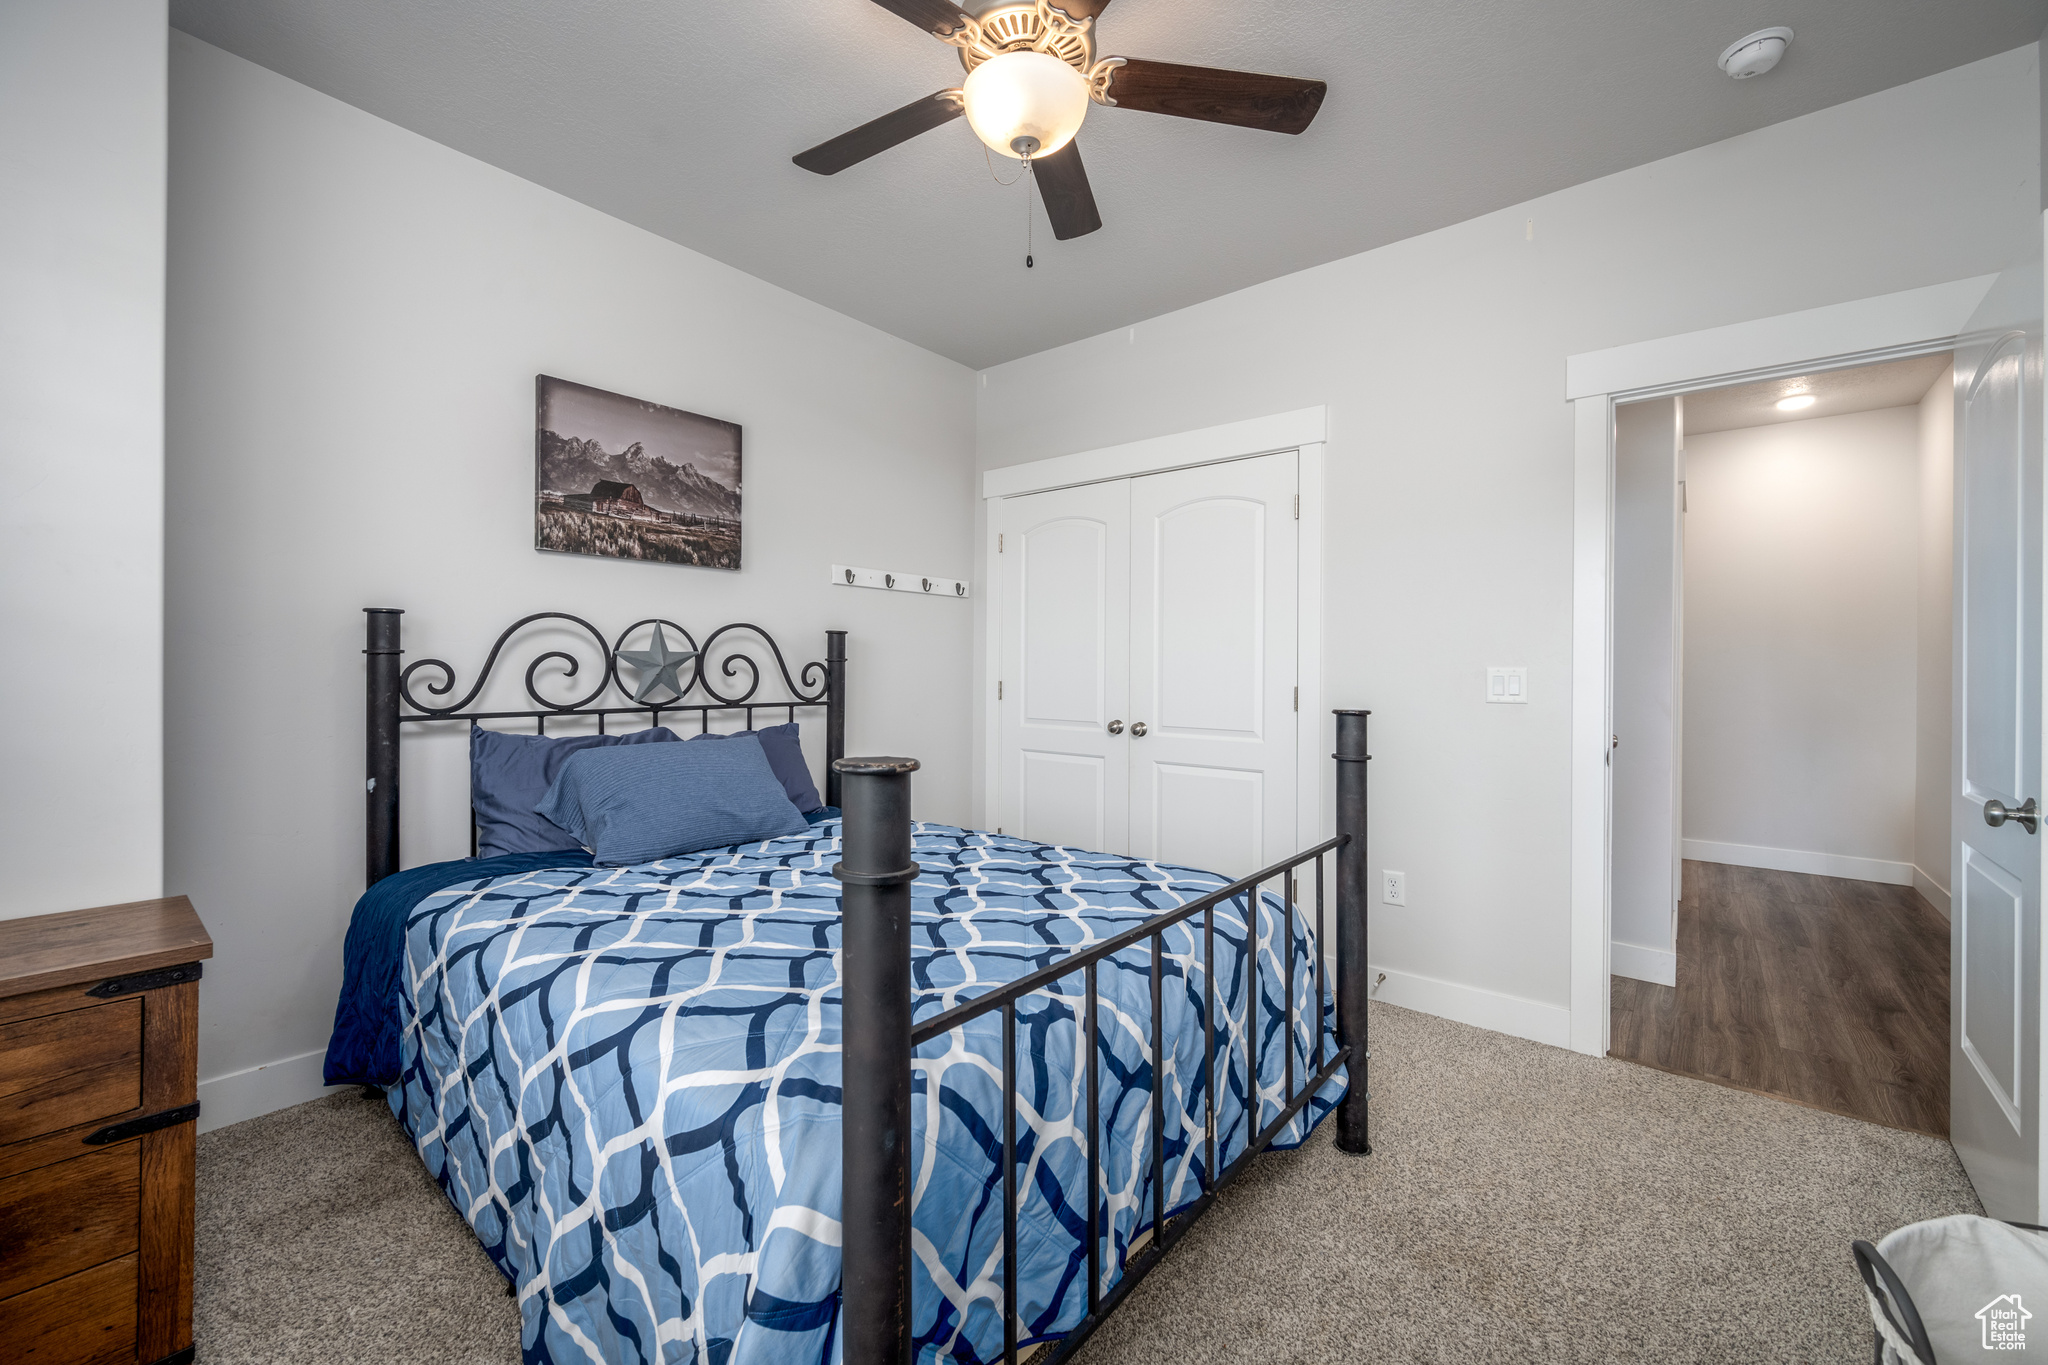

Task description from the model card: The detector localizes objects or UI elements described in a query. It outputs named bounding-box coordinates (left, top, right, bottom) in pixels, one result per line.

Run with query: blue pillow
left=470, top=724, right=677, bottom=858
left=536, top=732, right=809, bottom=866
left=687, top=721, right=825, bottom=813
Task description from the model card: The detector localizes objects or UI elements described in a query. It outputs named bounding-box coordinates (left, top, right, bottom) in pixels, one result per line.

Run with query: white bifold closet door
left=996, top=479, right=1132, bottom=855
left=995, top=453, right=1298, bottom=880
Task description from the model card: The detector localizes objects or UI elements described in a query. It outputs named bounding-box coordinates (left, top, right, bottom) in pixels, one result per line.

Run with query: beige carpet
left=194, top=1003, right=1977, bottom=1363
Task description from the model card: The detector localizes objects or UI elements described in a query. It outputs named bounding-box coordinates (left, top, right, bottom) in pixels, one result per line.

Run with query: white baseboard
left=1912, top=864, right=1951, bottom=919
left=197, top=1048, right=349, bottom=1134
left=1682, top=838, right=1915, bottom=887
left=1367, top=962, right=1571, bottom=1050
left=1610, top=940, right=1677, bottom=987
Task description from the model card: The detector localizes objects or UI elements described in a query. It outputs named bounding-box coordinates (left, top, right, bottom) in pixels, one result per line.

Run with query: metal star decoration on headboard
left=617, top=625, right=698, bottom=703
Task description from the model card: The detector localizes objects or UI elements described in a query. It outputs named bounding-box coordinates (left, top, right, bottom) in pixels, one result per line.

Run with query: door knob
left=1985, top=797, right=2039, bottom=833
left=1106, top=720, right=1123, bottom=735
left=1131, top=721, right=1148, bottom=737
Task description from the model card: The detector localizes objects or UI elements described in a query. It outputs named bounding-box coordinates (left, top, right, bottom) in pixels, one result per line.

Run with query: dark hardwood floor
left=1610, top=860, right=1950, bottom=1136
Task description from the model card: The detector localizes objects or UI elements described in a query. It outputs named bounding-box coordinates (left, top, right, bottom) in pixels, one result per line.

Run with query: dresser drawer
left=0, top=1000, right=142, bottom=1146
left=0, top=1143, right=141, bottom=1300
left=0, top=897, right=210, bottom=1365
left=0, top=1251, right=138, bottom=1365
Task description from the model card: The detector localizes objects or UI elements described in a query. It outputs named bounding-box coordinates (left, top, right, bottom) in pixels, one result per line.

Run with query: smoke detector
left=1719, top=27, right=1793, bottom=79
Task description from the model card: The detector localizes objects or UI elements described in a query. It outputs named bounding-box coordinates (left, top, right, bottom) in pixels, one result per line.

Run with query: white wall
left=0, top=0, right=167, bottom=919
left=1611, top=398, right=1681, bottom=986
left=1915, top=370, right=1957, bottom=914
left=972, top=47, right=2037, bottom=1045
left=166, top=36, right=977, bottom=1127
left=1680, top=408, right=1921, bottom=881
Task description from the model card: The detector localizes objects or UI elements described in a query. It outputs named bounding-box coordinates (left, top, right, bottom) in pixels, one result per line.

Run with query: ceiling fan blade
left=866, top=0, right=977, bottom=39
left=1031, top=140, right=1102, bottom=240
left=1047, top=0, right=1114, bottom=18
left=793, top=90, right=965, bottom=175
left=1100, top=59, right=1326, bottom=135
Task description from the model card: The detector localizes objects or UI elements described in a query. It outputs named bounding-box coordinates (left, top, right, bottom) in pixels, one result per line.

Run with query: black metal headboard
left=363, top=607, right=845, bottom=886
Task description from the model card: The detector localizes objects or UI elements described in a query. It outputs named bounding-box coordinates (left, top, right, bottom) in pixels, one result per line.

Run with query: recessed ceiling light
left=1777, top=394, right=1816, bottom=411
left=1720, top=27, right=1794, bottom=80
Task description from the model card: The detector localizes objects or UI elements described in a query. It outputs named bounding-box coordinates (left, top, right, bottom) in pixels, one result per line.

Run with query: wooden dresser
left=0, top=898, right=212, bottom=1365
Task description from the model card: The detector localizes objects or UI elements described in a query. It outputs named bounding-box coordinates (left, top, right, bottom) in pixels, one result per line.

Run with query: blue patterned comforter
left=388, top=820, right=1344, bottom=1364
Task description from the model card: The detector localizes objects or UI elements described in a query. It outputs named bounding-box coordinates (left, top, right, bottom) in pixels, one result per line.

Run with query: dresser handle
left=84, top=1102, right=200, bottom=1145
left=86, top=961, right=204, bottom=998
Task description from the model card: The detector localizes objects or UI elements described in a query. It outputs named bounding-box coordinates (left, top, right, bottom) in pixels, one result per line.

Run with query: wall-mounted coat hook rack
left=830, top=565, right=970, bottom=598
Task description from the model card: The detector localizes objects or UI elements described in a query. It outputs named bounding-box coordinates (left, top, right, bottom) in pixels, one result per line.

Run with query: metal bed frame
left=361, top=607, right=1371, bottom=1365
left=362, top=606, right=845, bottom=883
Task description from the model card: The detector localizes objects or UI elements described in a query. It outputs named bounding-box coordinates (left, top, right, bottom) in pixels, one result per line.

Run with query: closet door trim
left=981, top=407, right=1325, bottom=500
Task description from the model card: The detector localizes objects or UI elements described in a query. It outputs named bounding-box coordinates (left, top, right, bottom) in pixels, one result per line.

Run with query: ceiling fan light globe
left=963, top=50, right=1089, bottom=160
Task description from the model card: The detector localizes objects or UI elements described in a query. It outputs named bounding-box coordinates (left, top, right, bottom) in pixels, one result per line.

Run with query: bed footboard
left=834, top=757, right=924, bottom=1365
left=833, top=709, right=1371, bottom=1365
left=1333, top=708, right=1373, bottom=1155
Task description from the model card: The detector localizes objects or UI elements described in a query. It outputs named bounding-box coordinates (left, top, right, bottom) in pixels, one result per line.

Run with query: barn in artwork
left=563, top=481, right=662, bottom=522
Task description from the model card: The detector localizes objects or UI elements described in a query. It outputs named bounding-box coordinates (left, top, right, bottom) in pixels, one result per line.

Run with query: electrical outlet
left=1382, top=870, right=1406, bottom=907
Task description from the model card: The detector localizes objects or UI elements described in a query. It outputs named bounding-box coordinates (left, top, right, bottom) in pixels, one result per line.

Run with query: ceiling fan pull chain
left=1025, top=157, right=1035, bottom=268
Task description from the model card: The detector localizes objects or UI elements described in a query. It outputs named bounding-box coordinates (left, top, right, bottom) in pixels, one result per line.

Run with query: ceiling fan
left=794, top=0, right=1327, bottom=242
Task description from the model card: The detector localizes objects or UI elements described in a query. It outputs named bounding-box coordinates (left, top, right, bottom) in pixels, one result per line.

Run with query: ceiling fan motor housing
left=953, top=3, right=1096, bottom=75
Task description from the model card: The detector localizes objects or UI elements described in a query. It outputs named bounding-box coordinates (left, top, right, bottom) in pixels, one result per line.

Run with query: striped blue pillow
left=534, top=732, right=808, bottom=866
left=470, top=723, right=678, bottom=858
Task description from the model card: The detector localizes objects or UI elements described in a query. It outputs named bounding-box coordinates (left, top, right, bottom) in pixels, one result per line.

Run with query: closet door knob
left=1106, top=720, right=1123, bottom=735
left=1131, top=722, right=1148, bottom=738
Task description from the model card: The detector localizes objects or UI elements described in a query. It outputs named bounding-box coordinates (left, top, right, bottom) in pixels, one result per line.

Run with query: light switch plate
left=1382, top=870, right=1406, bottom=907
left=1486, top=666, right=1528, bottom=704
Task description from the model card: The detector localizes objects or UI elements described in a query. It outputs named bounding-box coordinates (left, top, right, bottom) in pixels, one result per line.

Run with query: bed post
left=825, top=630, right=848, bottom=809
left=365, top=608, right=403, bottom=887
left=833, top=755, right=920, bottom=1365
left=1333, top=709, right=1372, bottom=1155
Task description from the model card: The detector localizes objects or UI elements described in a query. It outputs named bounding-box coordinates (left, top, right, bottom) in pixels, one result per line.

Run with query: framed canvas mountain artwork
left=535, top=375, right=742, bottom=569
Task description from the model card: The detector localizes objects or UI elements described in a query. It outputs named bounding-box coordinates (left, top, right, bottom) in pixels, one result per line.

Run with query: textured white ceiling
left=1682, top=351, right=1952, bottom=434
left=169, top=0, right=2048, bottom=368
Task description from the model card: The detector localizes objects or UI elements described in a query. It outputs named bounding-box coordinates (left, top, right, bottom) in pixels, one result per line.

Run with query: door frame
left=980, top=406, right=1330, bottom=852
left=1563, top=277, right=1995, bottom=1057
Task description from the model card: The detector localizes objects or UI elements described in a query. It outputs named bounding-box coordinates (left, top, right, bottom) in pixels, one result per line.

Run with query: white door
left=1610, top=397, right=1683, bottom=983
left=995, top=480, right=1131, bottom=853
left=1951, top=257, right=2045, bottom=1220
left=1127, top=454, right=1299, bottom=880
left=993, top=455, right=1300, bottom=873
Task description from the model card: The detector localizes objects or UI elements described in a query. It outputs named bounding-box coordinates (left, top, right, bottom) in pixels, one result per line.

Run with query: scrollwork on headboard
left=398, top=611, right=613, bottom=717
left=364, top=607, right=846, bottom=886
left=683, top=622, right=831, bottom=709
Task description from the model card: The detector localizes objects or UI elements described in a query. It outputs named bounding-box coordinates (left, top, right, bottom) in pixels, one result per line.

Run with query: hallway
left=1610, top=860, right=1950, bottom=1136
